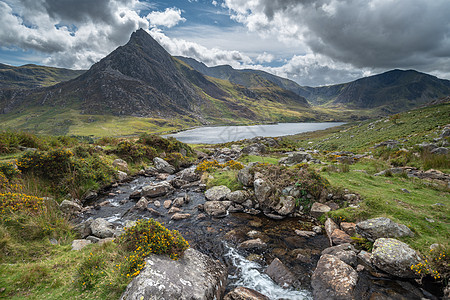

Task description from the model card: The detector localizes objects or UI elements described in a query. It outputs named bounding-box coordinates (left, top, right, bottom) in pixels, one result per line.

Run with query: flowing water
left=79, top=174, right=327, bottom=299
left=165, top=122, right=345, bottom=144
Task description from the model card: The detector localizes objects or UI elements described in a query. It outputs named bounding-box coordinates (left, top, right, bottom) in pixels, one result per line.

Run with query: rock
left=59, top=200, right=82, bottom=215
left=237, top=167, right=253, bottom=187
left=153, top=200, right=161, bottom=208
left=356, top=217, right=414, bottom=242
left=340, top=222, right=356, bottom=236
left=168, top=207, right=182, bottom=214
left=120, top=248, right=227, bottom=300
left=90, top=218, right=115, bottom=238
left=265, top=258, right=295, bottom=288
left=205, top=185, right=231, bottom=201
left=279, top=151, right=313, bottom=166
left=147, top=208, right=161, bottom=216
left=272, top=196, right=295, bottom=216
left=325, top=218, right=339, bottom=246
left=371, top=238, right=422, bottom=278
left=98, top=237, right=115, bottom=245
left=238, top=238, right=267, bottom=251
left=253, top=179, right=272, bottom=205
left=241, top=143, right=266, bottom=155
left=204, top=201, right=230, bottom=217
left=86, top=236, right=101, bottom=243
left=153, top=157, right=175, bottom=174
left=134, top=197, right=148, bottom=210
left=113, top=158, right=129, bottom=172
left=117, top=170, right=128, bottom=181
left=171, top=213, right=191, bottom=220
left=401, top=188, right=410, bottom=193
left=172, top=197, right=185, bottom=207
left=84, top=191, right=98, bottom=201
left=295, top=230, right=316, bottom=238
left=312, top=225, right=323, bottom=234
left=71, top=239, right=91, bottom=251
left=310, top=202, right=331, bottom=218
left=164, top=200, right=172, bottom=209
left=416, top=142, right=437, bottom=152
left=144, top=166, right=158, bottom=175
left=141, top=181, right=174, bottom=198
left=224, top=286, right=269, bottom=300
left=180, top=168, right=200, bottom=182
left=226, top=190, right=248, bottom=204
left=322, top=243, right=357, bottom=267
left=330, top=229, right=353, bottom=245
left=73, top=220, right=92, bottom=238
left=311, top=254, right=358, bottom=300
left=431, top=147, right=449, bottom=155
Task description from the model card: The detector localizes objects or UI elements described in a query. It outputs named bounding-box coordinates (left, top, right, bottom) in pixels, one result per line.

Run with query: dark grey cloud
left=225, top=0, right=450, bottom=78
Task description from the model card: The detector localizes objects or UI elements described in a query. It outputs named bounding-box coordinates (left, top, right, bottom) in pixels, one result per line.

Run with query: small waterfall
left=224, top=244, right=313, bottom=300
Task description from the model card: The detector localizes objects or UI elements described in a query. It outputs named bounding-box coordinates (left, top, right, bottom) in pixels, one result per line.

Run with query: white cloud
left=256, top=52, right=274, bottom=63
left=147, top=7, right=186, bottom=28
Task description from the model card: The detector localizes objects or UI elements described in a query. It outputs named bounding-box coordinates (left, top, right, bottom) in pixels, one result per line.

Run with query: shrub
left=0, top=162, right=21, bottom=180
left=196, top=160, right=244, bottom=173
left=116, top=141, right=157, bottom=162
left=17, top=149, right=73, bottom=179
left=0, top=192, right=44, bottom=214
left=411, top=246, right=449, bottom=281
left=138, top=133, right=193, bottom=156
left=75, top=252, right=105, bottom=290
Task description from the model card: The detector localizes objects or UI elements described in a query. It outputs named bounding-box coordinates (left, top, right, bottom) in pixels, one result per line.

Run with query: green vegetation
left=0, top=130, right=194, bottom=299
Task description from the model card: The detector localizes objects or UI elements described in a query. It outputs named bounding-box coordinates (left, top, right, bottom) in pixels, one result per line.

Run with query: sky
left=1, top=0, right=450, bottom=87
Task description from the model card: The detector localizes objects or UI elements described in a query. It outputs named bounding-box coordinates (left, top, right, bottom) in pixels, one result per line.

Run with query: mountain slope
left=0, top=63, right=85, bottom=89
left=0, top=29, right=316, bottom=136
left=300, top=70, right=450, bottom=112
left=177, top=57, right=450, bottom=113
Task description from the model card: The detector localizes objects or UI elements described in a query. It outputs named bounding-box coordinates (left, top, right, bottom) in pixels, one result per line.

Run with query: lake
left=166, top=122, right=345, bottom=144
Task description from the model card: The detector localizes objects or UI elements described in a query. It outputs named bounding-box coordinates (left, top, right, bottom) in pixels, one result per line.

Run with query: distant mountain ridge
left=177, top=57, right=450, bottom=113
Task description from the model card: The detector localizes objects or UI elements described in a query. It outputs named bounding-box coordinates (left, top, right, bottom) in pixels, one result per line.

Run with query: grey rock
left=237, top=167, right=253, bottom=187
left=356, top=217, right=414, bottom=242
left=141, top=181, right=174, bottom=198
left=311, top=254, right=358, bottom=300
left=180, top=168, right=200, bottom=182
left=265, top=258, right=295, bottom=288
left=164, top=200, right=172, bottom=209
left=224, top=286, right=269, bottom=300
left=73, top=220, right=92, bottom=238
left=322, top=243, right=357, bottom=267
left=168, top=207, right=182, bottom=214
left=272, top=195, right=295, bottom=216
left=278, top=151, right=313, bottom=166
left=84, top=191, right=98, bottom=201
left=431, top=147, right=449, bottom=155
left=153, top=201, right=161, bottom=208
left=371, top=238, right=422, bottom=278
left=117, top=170, right=128, bottom=181
left=171, top=213, right=191, bottom=220
left=325, top=218, right=339, bottom=246
left=120, top=248, right=227, bottom=300
left=71, top=239, right=91, bottom=251
left=331, top=229, right=353, bottom=245
left=295, top=230, right=316, bottom=238
left=113, top=158, right=129, bottom=172
left=90, top=218, right=115, bottom=238
left=310, top=202, right=331, bottom=218
left=226, top=190, right=248, bottom=204
left=172, top=197, right=185, bottom=207
left=153, top=157, right=175, bottom=174
left=59, top=200, right=82, bottom=215
left=86, top=236, right=101, bottom=243
left=340, top=222, right=356, bottom=236
left=254, top=178, right=272, bottom=205
left=204, top=201, right=229, bottom=217
left=205, top=185, right=231, bottom=201
left=238, top=238, right=267, bottom=251
left=135, top=197, right=148, bottom=210
left=312, top=226, right=323, bottom=234
left=241, top=143, right=266, bottom=155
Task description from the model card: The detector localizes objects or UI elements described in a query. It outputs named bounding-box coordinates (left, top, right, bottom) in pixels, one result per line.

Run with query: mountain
left=177, top=57, right=450, bottom=114
left=0, top=29, right=314, bottom=136
left=0, top=63, right=85, bottom=89
left=298, top=69, right=450, bottom=112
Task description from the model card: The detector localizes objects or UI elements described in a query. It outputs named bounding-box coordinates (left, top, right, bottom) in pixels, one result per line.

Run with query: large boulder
left=141, top=181, right=174, bottom=198
left=371, top=238, right=422, bottom=278
left=265, top=258, right=295, bottom=288
left=330, top=229, right=353, bottom=245
left=311, top=254, right=358, bottom=300
left=90, top=218, right=115, bottom=238
left=180, top=168, right=200, bottom=182
left=241, top=143, right=266, bottom=155
left=153, top=157, right=175, bottom=174
left=310, top=202, right=331, bottom=218
left=237, top=167, right=253, bottom=187
left=226, top=190, right=248, bottom=204
left=59, top=200, right=82, bottom=215
left=205, top=186, right=231, bottom=201
left=224, top=287, right=269, bottom=300
left=279, top=151, right=313, bottom=166
left=121, top=248, right=227, bottom=300
left=321, top=243, right=357, bottom=267
left=113, top=158, right=129, bottom=172
left=271, top=196, right=295, bottom=216
left=204, top=201, right=231, bottom=217
left=254, top=179, right=272, bottom=205
left=356, top=217, right=414, bottom=242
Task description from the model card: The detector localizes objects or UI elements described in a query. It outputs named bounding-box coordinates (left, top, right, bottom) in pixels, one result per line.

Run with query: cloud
left=147, top=7, right=186, bottom=28
left=256, top=52, right=274, bottom=63
left=224, top=0, right=450, bottom=73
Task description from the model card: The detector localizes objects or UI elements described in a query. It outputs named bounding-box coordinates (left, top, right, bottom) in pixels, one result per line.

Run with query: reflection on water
left=165, top=122, right=345, bottom=144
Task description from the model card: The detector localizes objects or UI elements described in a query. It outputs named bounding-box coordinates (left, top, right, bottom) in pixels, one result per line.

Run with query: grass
left=238, top=154, right=280, bottom=164
left=205, top=169, right=243, bottom=191
left=323, top=165, right=449, bottom=252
